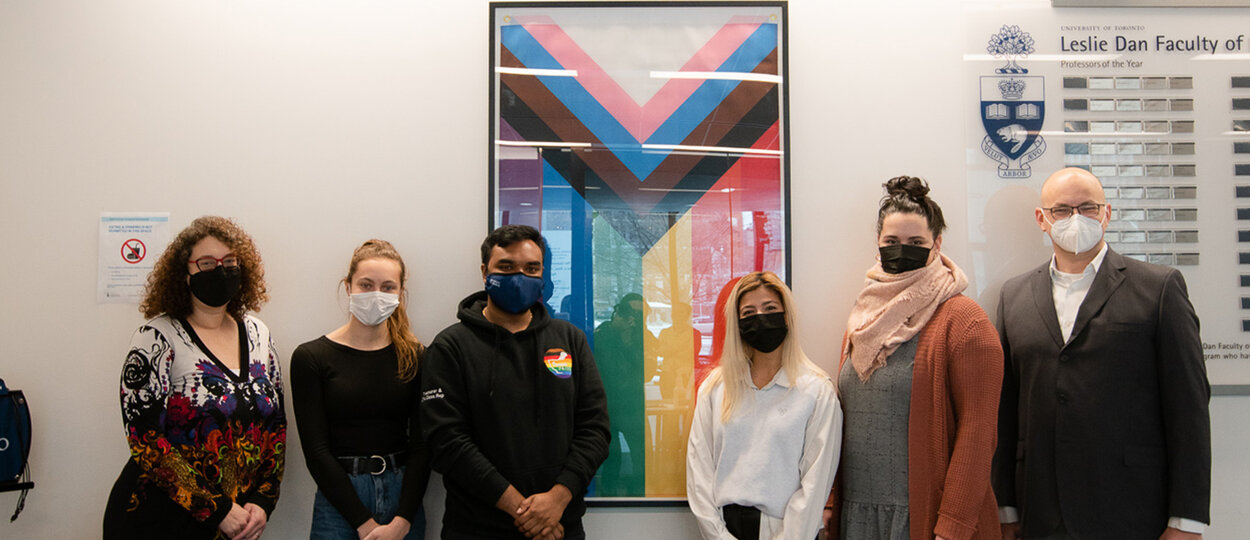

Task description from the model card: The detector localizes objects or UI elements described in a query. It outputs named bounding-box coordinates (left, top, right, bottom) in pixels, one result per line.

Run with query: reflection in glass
left=1088, top=99, right=1114, bottom=111
left=1090, top=143, right=1116, bottom=155
left=1115, top=99, right=1141, bottom=112
left=492, top=6, right=788, bottom=499
left=1146, top=188, right=1173, bottom=200
left=1148, top=253, right=1176, bottom=265
left=1118, top=121, right=1143, bottom=133
left=1146, top=208, right=1173, bottom=221
left=1115, top=77, right=1141, bottom=89
left=1090, top=121, right=1116, bottom=133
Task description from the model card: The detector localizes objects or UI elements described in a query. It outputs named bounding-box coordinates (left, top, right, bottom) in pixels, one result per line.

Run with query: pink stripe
left=522, top=21, right=761, bottom=141
left=639, top=23, right=762, bottom=139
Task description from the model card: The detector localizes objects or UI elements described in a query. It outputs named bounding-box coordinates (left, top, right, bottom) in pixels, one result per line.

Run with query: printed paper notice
left=98, top=212, right=170, bottom=303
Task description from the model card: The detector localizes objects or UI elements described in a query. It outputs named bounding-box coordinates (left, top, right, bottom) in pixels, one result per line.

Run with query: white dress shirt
left=687, top=367, right=842, bottom=540
left=1051, top=243, right=1109, bottom=343
left=1000, top=243, right=1205, bottom=534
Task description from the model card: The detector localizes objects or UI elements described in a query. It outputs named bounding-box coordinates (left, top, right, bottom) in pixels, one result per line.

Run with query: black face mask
left=739, top=312, right=788, bottom=353
left=879, top=244, right=931, bottom=274
left=188, top=266, right=242, bottom=307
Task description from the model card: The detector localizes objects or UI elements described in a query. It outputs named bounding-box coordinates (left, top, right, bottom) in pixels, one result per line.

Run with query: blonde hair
left=344, top=239, right=423, bottom=382
left=707, top=271, right=824, bottom=423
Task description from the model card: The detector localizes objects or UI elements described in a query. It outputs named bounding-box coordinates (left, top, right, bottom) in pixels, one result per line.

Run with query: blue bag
left=0, top=378, right=32, bottom=520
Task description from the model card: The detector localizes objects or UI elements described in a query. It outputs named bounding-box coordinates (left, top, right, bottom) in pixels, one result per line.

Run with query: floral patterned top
left=109, top=314, right=286, bottom=531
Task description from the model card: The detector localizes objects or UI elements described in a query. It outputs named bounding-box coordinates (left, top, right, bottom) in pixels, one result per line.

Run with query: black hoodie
left=420, top=291, right=610, bottom=538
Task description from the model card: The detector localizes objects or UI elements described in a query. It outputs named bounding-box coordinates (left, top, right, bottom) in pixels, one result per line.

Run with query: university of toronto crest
left=981, top=25, right=1046, bottom=178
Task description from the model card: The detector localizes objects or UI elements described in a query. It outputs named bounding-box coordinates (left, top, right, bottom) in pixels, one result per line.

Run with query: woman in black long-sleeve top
left=291, top=239, right=429, bottom=540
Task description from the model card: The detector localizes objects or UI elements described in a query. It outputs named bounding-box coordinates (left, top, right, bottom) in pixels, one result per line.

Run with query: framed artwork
left=489, top=1, right=789, bottom=503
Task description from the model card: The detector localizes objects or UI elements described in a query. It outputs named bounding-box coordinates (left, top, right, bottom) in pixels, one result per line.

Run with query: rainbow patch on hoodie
left=543, top=348, right=572, bottom=379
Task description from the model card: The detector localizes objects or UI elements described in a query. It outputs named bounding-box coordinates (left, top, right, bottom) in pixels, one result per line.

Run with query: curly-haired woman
left=104, top=216, right=285, bottom=540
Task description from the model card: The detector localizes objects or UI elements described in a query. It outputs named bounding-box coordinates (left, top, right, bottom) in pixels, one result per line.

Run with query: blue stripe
left=646, top=24, right=777, bottom=146
left=542, top=159, right=595, bottom=339
left=503, top=26, right=661, bottom=180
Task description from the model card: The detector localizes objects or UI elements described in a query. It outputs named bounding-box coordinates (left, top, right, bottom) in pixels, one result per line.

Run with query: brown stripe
left=638, top=49, right=780, bottom=204
left=500, top=46, right=669, bottom=212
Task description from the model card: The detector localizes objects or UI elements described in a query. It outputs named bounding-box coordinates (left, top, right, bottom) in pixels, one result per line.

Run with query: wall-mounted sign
left=98, top=212, right=169, bottom=304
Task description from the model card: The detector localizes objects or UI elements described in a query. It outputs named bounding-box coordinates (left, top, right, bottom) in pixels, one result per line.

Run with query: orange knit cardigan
left=826, top=294, right=1003, bottom=540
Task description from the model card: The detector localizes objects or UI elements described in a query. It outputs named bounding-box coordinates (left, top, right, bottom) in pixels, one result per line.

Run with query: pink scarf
left=843, top=253, right=968, bottom=381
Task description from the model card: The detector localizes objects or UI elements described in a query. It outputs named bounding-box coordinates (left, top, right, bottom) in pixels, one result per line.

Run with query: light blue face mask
left=485, top=272, right=544, bottom=314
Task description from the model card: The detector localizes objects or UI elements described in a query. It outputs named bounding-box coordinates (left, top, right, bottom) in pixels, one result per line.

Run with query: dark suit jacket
left=992, top=248, right=1210, bottom=539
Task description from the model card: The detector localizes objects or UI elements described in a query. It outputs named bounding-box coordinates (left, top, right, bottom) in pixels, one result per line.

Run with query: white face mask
left=348, top=291, right=400, bottom=327
left=1046, top=213, right=1105, bottom=255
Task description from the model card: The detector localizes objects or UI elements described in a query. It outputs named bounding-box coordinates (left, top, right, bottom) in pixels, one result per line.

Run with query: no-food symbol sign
left=121, top=238, right=146, bottom=264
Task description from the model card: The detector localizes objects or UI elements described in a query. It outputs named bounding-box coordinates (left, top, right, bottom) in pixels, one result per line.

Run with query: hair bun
left=359, top=238, right=395, bottom=250
left=884, top=176, right=930, bottom=202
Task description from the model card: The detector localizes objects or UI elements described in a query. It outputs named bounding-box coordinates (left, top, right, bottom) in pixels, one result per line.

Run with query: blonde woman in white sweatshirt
left=687, top=271, right=842, bottom=540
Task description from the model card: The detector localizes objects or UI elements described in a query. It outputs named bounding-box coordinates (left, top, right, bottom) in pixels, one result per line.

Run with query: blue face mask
left=485, top=272, right=544, bottom=314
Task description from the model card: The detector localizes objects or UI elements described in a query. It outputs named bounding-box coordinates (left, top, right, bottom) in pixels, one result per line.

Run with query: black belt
left=336, top=452, right=406, bottom=475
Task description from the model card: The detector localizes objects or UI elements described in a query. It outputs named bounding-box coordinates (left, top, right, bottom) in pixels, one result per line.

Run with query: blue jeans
left=311, top=467, right=425, bottom=540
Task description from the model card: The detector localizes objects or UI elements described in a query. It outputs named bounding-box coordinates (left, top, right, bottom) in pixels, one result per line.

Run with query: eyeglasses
left=1043, top=203, right=1105, bottom=220
left=189, top=255, right=239, bottom=273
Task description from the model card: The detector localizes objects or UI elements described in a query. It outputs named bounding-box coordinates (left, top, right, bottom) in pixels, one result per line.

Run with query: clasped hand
left=356, top=516, right=413, bottom=540
left=512, top=485, right=572, bottom=540
left=218, top=502, right=268, bottom=540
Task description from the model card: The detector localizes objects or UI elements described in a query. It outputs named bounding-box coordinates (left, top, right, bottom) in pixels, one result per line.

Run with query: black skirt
left=102, top=460, right=223, bottom=540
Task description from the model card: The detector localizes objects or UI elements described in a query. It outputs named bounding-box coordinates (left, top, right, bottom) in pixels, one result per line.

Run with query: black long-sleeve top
left=290, top=336, right=430, bottom=528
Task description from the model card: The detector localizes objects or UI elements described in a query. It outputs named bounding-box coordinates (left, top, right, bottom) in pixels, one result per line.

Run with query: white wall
left=0, top=0, right=1244, bottom=538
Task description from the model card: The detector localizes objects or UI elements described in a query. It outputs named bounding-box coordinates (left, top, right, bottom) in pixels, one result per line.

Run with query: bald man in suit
left=993, top=168, right=1210, bottom=540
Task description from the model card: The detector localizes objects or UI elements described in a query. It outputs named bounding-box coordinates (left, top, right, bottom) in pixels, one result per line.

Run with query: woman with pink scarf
left=822, top=176, right=1003, bottom=540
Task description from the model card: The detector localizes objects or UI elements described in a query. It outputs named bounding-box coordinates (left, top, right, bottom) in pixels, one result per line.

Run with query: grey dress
left=837, top=335, right=917, bottom=540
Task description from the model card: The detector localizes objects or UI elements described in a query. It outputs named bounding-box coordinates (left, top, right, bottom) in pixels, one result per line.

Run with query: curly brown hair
left=140, top=216, right=269, bottom=320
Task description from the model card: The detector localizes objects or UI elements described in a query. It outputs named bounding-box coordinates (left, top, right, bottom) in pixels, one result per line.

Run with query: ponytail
left=344, top=239, right=423, bottom=381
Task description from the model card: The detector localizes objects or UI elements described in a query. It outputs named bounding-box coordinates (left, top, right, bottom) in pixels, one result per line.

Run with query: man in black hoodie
left=420, top=225, right=610, bottom=540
